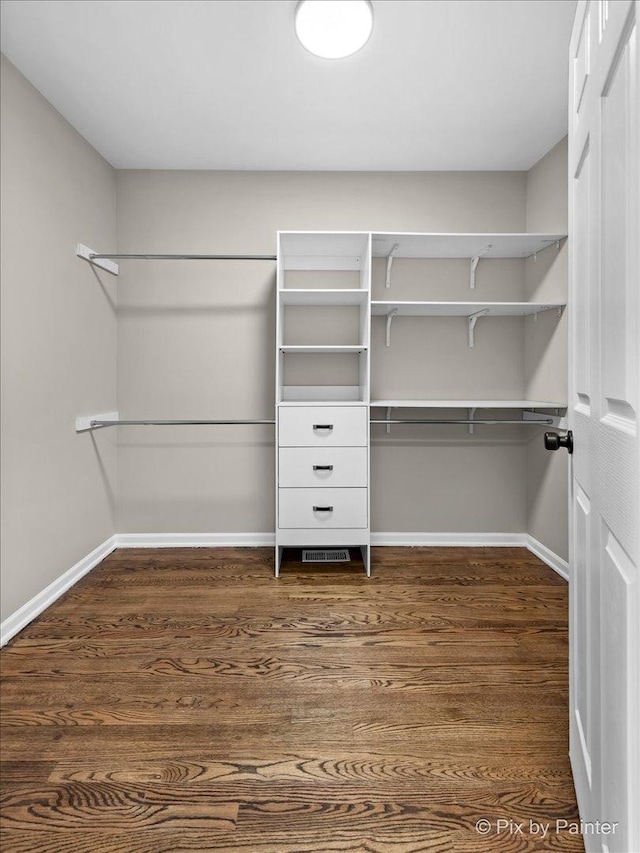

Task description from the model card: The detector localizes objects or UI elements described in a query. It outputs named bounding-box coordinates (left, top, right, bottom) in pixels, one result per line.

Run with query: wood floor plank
left=0, top=726, right=572, bottom=763
left=1, top=779, right=580, bottom=809
left=0, top=688, right=570, bottom=727
left=4, top=627, right=568, bottom=656
left=46, top=754, right=576, bottom=786
left=0, top=546, right=582, bottom=852
left=0, top=651, right=569, bottom=687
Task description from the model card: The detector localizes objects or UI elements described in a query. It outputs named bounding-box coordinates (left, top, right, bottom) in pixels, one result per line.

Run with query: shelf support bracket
left=468, top=309, right=489, bottom=348
left=385, top=243, right=400, bottom=288
left=468, top=406, right=477, bottom=435
left=386, top=406, right=392, bottom=435
left=469, top=244, right=492, bottom=289
left=385, top=309, right=398, bottom=347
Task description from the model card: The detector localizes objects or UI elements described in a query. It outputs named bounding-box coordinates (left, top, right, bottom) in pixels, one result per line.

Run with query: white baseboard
left=0, top=535, right=117, bottom=647
left=1, top=530, right=568, bottom=646
left=119, top=533, right=568, bottom=582
left=115, top=532, right=276, bottom=548
left=371, top=532, right=526, bottom=547
left=525, top=534, right=569, bottom=581
left=372, top=532, right=569, bottom=581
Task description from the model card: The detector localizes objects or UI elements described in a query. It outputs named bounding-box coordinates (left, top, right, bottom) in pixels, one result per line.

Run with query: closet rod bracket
left=468, top=309, right=489, bottom=348
left=385, top=244, right=400, bottom=288
left=385, top=309, right=398, bottom=347
left=77, top=244, right=119, bottom=276
left=469, top=244, right=492, bottom=289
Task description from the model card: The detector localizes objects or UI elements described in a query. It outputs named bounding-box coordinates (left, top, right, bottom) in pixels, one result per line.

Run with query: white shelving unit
left=276, top=232, right=371, bottom=577
left=274, top=230, right=567, bottom=576
left=369, top=231, right=567, bottom=434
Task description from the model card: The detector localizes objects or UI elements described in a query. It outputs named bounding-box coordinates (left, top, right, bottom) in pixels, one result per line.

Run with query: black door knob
left=544, top=430, right=573, bottom=454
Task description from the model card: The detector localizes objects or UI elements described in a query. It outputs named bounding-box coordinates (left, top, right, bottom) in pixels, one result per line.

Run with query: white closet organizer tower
left=275, top=230, right=567, bottom=577
left=276, top=233, right=371, bottom=577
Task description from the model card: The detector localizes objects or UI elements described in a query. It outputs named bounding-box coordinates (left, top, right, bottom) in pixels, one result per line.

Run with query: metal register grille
left=302, top=549, right=351, bottom=563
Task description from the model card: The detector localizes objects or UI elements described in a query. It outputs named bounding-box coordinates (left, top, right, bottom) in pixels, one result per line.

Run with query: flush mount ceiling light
left=295, top=0, right=374, bottom=59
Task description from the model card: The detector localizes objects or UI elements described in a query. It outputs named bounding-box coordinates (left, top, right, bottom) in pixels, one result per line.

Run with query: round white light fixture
left=295, top=0, right=373, bottom=60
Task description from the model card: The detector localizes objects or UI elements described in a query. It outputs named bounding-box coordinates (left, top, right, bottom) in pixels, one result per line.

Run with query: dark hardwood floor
left=0, top=547, right=583, bottom=852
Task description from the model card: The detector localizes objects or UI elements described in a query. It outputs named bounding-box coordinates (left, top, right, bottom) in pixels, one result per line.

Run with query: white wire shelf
left=370, top=400, right=566, bottom=409
left=372, top=301, right=565, bottom=346
left=371, top=233, right=567, bottom=258
left=371, top=301, right=565, bottom=316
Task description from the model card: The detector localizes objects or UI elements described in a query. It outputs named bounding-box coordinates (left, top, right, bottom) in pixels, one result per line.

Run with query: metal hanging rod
left=89, top=418, right=551, bottom=429
left=370, top=418, right=553, bottom=426
left=88, top=253, right=277, bottom=261
left=76, top=244, right=276, bottom=276
left=90, top=419, right=276, bottom=429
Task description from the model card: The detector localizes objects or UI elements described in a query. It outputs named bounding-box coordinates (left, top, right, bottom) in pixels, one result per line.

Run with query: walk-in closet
left=1, top=2, right=638, bottom=852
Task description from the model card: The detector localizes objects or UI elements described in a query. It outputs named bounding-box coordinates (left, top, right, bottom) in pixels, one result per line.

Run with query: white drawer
left=278, top=488, right=368, bottom=529
left=278, top=406, right=367, bottom=447
left=279, top=447, right=367, bottom=488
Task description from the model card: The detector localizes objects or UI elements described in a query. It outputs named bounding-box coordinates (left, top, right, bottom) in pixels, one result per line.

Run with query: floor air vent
left=302, top=549, right=350, bottom=563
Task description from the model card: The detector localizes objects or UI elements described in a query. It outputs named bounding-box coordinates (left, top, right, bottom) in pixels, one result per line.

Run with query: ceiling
left=0, top=0, right=576, bottom=171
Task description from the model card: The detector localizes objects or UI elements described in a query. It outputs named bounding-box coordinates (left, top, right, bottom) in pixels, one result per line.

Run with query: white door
left=568, top=2, right=639, bottom=852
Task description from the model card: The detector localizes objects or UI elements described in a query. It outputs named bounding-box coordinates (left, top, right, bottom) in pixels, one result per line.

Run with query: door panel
left=573, top=140, right=592, bottom=413
left=573, top=486, right=593, bottom=785
left=601, top=528, right=634, bottom=853
left=601, top=21, right=638, bottom=424
left=569, top=3, right=639, bottom=851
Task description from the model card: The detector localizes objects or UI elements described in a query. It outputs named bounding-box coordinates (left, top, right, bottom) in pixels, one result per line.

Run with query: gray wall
left=0, top=56, right=117, bottom=621
left=525, top=137, right=569, bottom=560
left=116, top=170, right=532, bottom=535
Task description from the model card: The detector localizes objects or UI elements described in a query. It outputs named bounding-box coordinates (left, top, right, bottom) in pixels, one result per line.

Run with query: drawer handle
left=313, top=465, right=334, bottom=471
left=313, top=424, right=334, bottom=430
left=313, top=506, right=334, bottom=512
